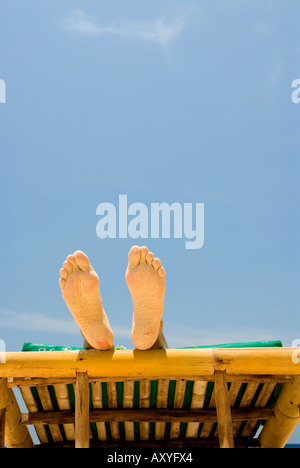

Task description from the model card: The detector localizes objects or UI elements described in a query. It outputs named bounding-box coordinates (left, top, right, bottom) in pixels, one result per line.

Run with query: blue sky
left=0, top=0, right=300, bottom=442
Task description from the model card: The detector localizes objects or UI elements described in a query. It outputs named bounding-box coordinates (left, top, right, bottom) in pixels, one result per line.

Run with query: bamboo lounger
left=0, top=346, right=300, bottom=449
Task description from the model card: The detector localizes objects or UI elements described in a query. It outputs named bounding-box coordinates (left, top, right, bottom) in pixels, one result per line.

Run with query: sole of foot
left=59, top=250, right=114, bottom=350
left=126, top=246, right=166, bottom=350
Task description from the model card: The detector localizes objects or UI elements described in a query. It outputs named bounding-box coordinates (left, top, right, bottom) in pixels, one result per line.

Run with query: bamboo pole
left=6, top=374, right=294, bottom=388
left=0, top=409, right=5, bottom=448
left=0, top=348, right=299, bottom=380
left=0, top=379, right=9, bottom=414
left=214, top=348, right=300, bottom=376
left=214, top=371, right=234, bottom=448
left=0, top=379, right=33, bottom=448
left=35, top=438, right=259, bottom=449
left=20, top=407, right=274, bottom=425
left=214, top=382, right=241, bottom=438
left=75, top=372, right=90, bottom=449
left=0, top=349, right=215, bottom=379
left=259, top=377, right=300, bottom=448
left=34, top=437, right=259, bottom=448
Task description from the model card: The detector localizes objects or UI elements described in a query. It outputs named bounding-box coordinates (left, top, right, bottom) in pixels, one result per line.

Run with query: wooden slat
left=107, top=382, right=120, bottom=441
left=241, top=383, right=276, bottom=437
left=155, top=379, right=169, bottom=440
left=37, top=386, right=63, bottom=442
left=232, top=382, right=259, bottom=437
left=19, top=387, right=49, bottom=443
left=228, top=382, right=243, bottom=407
left=186, top=381, right=207, bottom=438
left=75, top=372, right=90, bottom=449
left=170, top=380, right=187, bottom=439
left=139, top=380, right=151, bottom=441
left=200, top=387, right=216, bottom=437
left=123, top=381, right=135, bottom=441
left=91, top=382, right=107, bottom=441
left=54, top=384, right=74, bottom=441
left=214, top=371, right=234, bottom=448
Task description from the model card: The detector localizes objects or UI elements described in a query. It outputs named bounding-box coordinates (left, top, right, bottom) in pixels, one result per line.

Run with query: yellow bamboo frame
left=0, top=347, right=299, bottom=448
left=0, top=379, right=33, bottom=448
left=0, top=348, right=299, bottom=380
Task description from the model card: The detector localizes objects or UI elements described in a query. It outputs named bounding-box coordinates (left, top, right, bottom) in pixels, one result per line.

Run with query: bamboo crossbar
left=20, top=407, right=274, bottom=426
left=0, top=348, right=299, bottom=380
left=34, top=437, right=260, bottom=449
left=5, top=374, right=295, bottom=388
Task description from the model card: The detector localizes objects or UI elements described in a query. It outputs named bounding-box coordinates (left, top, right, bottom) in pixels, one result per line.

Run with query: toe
left=60, top=268, right=68, bottom=280
left=73, top=251, right=91, bottom=271
left=63, top=260, right=73, bottom=274
left=140, top=246, right=148, bottom=264
left=152, top=258, right=161, bottom=271
left=146, top=252, right=154, bottom=266
left=67, top=254, right=77, bottom=269
left=128, top=246, right=141, bottom=268
left=158, top=266, right=166, bottom=279
left=59, top=277, right=66, bottom=289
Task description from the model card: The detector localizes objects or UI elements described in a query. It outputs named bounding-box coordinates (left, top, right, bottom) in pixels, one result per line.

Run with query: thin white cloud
left=0, top=309, right=78, bottom=335
left=164, top=322, right=291, bottom=348
left=255, top=21, right=273, bottom=38
left=0, top=309, right=292, bottom=348
left=270, top=57, right=283, bottom=84
left=59, top=10, right=101, bottom=36
left=59, top=9, right=189, bottom=46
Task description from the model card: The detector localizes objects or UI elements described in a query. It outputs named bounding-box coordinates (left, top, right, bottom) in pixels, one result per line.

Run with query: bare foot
left=126, top=246, right=166, bottom=350
left=59, top=250, right=114, bottom=350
